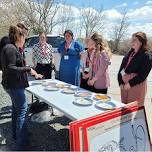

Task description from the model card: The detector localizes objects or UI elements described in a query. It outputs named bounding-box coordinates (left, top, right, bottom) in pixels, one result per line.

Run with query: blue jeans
left=6, top=89, right=29, bottom=150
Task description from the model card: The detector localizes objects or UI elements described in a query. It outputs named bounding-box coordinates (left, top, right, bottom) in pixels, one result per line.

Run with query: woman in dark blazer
left=118, top=31, right=152, bottom=105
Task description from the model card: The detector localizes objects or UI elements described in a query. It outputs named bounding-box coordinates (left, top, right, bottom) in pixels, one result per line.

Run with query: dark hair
left=9, top=25, right=24, bottom=43
left=17, top=23, right=28, bottom=31
left=132, top=31, right=149, bottom=51
left=0, top=36, right=10, bottom=50
left=64, top=30, right=73, bottom=39
left=0, top=36, right=10, bottom=69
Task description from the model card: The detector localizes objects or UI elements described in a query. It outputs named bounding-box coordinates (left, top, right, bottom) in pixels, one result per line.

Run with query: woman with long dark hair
left=118, top=32, right=152, bottom=105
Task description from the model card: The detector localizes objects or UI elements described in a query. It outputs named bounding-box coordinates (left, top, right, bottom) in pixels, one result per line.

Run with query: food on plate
left=94, top=94, right=110, bottom=101
left=62, top=88, right=75, bottom=94
left=79, top=98, right=88, bottom=103
left=95, top=102, right=116, bottom=110
left=56, top=83, right=70, bottom=88
left=73, top=98, right=93, bottom=106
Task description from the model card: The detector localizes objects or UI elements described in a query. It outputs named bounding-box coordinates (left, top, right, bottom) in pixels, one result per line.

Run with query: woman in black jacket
left=118, top=31, right=152, bottom=105
left=1, top=25, right=42, bottom=150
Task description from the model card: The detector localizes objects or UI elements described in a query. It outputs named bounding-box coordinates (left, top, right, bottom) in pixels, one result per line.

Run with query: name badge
left=84, top=67, right=90, bottom=72
left=120, top=69, right=126, bottom=77
left=64, top=55, right=69, bottom=60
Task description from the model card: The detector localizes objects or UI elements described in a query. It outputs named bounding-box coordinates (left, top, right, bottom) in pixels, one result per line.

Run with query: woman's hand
left=120, top=84, right=124, bottom=90
left=88, top=78, right=95, bottom=86
left=30, top=68, right=37, bottom=76
left=124, top=83, right=131, bottom=90
left=30, top=68, right=43, bottom=79
left=35, top=74, right=43, bottom=79
left=88, top=77, right=97, bottom=86
left=82, top=73, right=90, bottom=79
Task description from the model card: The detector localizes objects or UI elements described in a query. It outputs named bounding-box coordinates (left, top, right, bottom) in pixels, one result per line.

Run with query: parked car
left=24, top=35, right=64, bottom=71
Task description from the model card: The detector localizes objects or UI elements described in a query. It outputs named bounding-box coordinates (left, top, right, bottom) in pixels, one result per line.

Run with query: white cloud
left=133, top=1, right=139, bottom=5
left=103, top=9, right=122, bottom=20
left=128, top=23, right=152, bottom=37
left=116, top=2, right=128, bottom=8
left=51, top=3, right=152, bottom=39
left=81, top=7, right=99, bottom=16
left=146, top=0, right=152, bottom=5
left=103, top=22, right=152, bottom=40
left=127, top=5, right=152, bottom=20
left=57, top=4, right=80, bottom=18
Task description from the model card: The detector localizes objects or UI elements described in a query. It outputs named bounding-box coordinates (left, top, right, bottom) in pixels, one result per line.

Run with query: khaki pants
left=121, top=80, right=147, bottom=104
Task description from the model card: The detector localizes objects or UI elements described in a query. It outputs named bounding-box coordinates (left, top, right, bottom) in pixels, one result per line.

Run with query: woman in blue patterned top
left=58, top=30, right=84, bottom=86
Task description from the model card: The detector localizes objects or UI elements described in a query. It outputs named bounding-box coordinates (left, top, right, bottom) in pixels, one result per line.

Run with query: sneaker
left=52, top=108, right=64, bottom=117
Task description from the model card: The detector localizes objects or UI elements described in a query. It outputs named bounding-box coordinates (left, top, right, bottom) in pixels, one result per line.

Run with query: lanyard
left=64, top=42, right=72, bottom=55
left=124, top=51, right=136, bottom=70
left=92, top=52, right=97, bottom=77
left=40, top=44, right=48, bottom=56
left=86, top=51, right=92, bottom=67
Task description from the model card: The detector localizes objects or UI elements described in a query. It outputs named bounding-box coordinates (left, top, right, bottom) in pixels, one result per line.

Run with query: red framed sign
left=69, top=107, right=123, bottom=151
left=70, top=103, right=151, bottom=151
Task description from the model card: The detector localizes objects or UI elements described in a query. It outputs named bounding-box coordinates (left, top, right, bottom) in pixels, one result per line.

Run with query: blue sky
left=60, top=0, right=152, bottom=38
left=64, top=0, right=147, bottom=10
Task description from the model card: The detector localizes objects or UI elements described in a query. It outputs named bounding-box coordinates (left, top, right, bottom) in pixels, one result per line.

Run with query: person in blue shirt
left=58, top=30, right=84, bottom=86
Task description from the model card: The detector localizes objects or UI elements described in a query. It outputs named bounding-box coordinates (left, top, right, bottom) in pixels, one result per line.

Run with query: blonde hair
left=9, top=25, right=24, bottom=43
left=91, top=32, right=112, bottom=58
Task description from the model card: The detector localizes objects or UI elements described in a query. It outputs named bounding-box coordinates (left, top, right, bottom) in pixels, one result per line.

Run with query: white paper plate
left=73, top=98, right=93, bottom=106
left=74, top=91, right=92, bottom=97
left=31, top=80, right=46, bottom=85
left=42, top=82, right=57, bottom=87
left=44, top=86, right=59, bottom=91
left=95, top=101, right=116, bottom=110
left=61, top=89, right=75, bottom=94
left=70, top=86, right=78, bottom=90
left=56, top=83, right=71, bottom=88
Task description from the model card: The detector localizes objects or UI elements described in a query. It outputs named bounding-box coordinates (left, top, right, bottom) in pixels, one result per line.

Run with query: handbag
left=29, top=100, right=49, bottom=114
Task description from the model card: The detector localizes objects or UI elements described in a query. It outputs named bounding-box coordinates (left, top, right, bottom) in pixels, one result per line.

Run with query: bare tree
left=112, top=11, right=129, bottom=52
left=80, top=6, right=105, bottom=37
left=22, top=0, right=60, bottom=34
left=0, top=0, right=25, bottom=36
left=57, top=4, right=75, bottom=35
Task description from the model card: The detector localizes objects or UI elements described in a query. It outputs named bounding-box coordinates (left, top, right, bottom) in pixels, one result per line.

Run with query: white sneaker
left=31, top=110, right=52, bottom=123
left=52, top=108, right=64, bottom=117
left=0, top=135, right=6, bottom=145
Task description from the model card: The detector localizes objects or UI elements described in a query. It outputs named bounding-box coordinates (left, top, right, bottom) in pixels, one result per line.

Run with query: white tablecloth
left=26, top=79, right=124, bottom=120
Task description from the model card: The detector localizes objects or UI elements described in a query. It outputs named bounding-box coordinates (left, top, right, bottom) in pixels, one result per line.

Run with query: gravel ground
left=0, top=83, right=71, bottom=151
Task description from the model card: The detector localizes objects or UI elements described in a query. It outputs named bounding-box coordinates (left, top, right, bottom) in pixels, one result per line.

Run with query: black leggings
left=80, top=73, right=108, bottom=94
left=91, top=87, right=107, bottom=94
